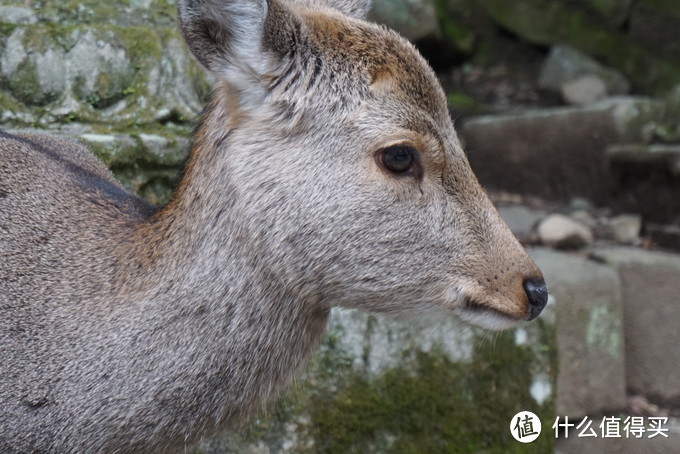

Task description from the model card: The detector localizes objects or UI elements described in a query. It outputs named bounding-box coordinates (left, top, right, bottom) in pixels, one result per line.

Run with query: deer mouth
left=455, top=296, right=525, bottom=330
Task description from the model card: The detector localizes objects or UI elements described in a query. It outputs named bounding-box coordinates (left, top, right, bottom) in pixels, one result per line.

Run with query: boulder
left=462, top=97, right=665, bottom=202
left=0, top=24, right=211, bottom=127
left=538, top=214, right=594, bottom=249
left=539, top=46, right=630, bottom=102
left=591, top=247, right=680, bottom=406
left=530, top=248, right=627, bottom=418
left=368, top=0, right=440, bottom=42
left=0, top=0, right=178, bottom=27
left=498, top=205, right=545, bottom=241
left=607, top=144, right=680, bottom=225
left=0, top=6, right=37, bottom=24
left=480, top=0, right=680, bottom=94
left=608, top=214, right=642, bottom=245
left=561, top=75, right=608, bottom=106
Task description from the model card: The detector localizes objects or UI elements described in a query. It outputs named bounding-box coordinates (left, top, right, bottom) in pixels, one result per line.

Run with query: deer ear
left=177, top=0, right=297, bottom=101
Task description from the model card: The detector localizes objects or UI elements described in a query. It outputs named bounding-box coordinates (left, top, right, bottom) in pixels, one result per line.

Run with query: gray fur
left=0, top=0, right=543, bottom=452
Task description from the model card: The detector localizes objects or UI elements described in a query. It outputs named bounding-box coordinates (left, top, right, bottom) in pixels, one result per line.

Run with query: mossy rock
left=196, top=309, right=556, bottom=453
left=5, top=125, right=191, bottom=206
left=432, top=0, right=485, bottom=54
left=629, top=0, right=680, bottom=63
left=0, top=22, right=210, bottom=128
left=480, top=0, right=680, bottom=94
left=82, top=128, right=191, bottom=205
left=0, top=0, right=177, bottom=27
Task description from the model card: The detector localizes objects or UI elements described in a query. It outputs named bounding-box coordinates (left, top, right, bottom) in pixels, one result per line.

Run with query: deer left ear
left=177, top=0, right=299, bottom=105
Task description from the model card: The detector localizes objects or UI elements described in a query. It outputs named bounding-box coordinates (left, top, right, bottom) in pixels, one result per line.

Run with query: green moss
left=1, top=0, right=178, bottom=28
left=433, top=0, right=478, bottom=54
left=447, top=92, right=477, bottom=110
left=0, top=91, right=26, bottom=117
left=480, top=0, right=680, bottom=94
left=0, top=23, right=18, bottom=38
left=295, top=329, right=555, bottom=454
left=7, top=60, right=48, bottom=106
left=79, top=127, right=190, bottom=205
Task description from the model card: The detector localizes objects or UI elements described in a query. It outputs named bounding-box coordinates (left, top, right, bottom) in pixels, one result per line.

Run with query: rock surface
left=591, top=247, right=680, bottom=406
left=538, top=214, right=594, bottom=249
left=539, top=46, right=630, bottom=102
left=530, top=248, right=626, bottom=419
left=0, top=23, right=210, bottom=127
left=462, top=97, right=667, bottom=203
left=608, top=215, right=642, bottom=245
left=197, top=304, right=557, bottom=453
left=368, top=0, right=440, bottom=42
left=561, top=75, right=608, bottom=106
left=498, top=205, right=545, bottom=241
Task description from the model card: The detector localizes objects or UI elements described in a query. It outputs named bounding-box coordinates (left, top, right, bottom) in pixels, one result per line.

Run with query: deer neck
left=113, top=89, right=330, bottom=432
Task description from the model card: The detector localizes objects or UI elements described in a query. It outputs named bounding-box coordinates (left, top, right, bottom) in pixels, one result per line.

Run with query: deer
left=0, top=0, right=548, bottom=451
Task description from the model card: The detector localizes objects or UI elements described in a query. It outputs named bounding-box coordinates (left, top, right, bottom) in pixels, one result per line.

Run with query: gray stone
left=591, top=247, right=680, bottom=405
left=498, top=205, right=545, bottom=241
left=566, top=197, right=595, bottom=213
left=368, top=0, right=440, bottom=42
left=607, top=144, right=680, bottom=175
left=0, top=6, right=37, bottom=24
left=530, top=248, right=626, bottom=418
left=0, top=0, right=178, bottom=28
left=646, top=224, right=680, bottom=252
left=462, top=97, right=665, bottom=201
left=608, top=214, right=642, bottom=244
left=0, top=24, right=210, bottom=127
left=570, top=210, right=598, bottom=229
left=538, top=214, right=593, bottom=249
left=539, top=46, right=631, bottom=98
left=561, top=75, right=607, bottom=106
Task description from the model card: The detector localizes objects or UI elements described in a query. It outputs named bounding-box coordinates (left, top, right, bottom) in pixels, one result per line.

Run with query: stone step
left=607, top=143, right=680, bottom=175
left=605, top=143, right=680, bottom=228
left=461, top=97, right=680, bottom=226
left=461, top=97, right=667, bottom=203
left=0, top=22, right=211, bottom=127
left=591, top=247, right=680, bottom=406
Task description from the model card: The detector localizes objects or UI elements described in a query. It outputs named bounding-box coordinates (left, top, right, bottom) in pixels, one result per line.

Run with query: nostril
left=523, top=278, right=548, bottom=321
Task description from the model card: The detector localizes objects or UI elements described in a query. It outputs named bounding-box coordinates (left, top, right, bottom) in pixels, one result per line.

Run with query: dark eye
left=379, top=145, right=418, bottom=175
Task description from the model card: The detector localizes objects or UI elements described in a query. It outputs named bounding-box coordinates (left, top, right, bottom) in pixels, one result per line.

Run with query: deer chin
left=441, top=285, right=526, bottom=330
left=452, top=296, right=526, bottom=331
left=454, top=301, right=523, bottom=331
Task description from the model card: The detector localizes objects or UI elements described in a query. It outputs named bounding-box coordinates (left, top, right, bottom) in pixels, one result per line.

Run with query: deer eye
left=379, top=145, right=418, bottom=175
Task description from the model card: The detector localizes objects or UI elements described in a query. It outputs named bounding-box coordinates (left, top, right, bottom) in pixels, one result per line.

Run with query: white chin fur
left=454, top=308, right=522, bottom=331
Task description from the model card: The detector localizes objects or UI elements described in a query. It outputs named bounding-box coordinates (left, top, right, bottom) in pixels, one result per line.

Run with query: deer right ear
left=177, top=0, right=296, bottom=103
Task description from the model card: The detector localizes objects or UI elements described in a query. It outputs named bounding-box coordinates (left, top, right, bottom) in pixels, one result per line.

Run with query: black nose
left=523, top=278, right=548, bottom=321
